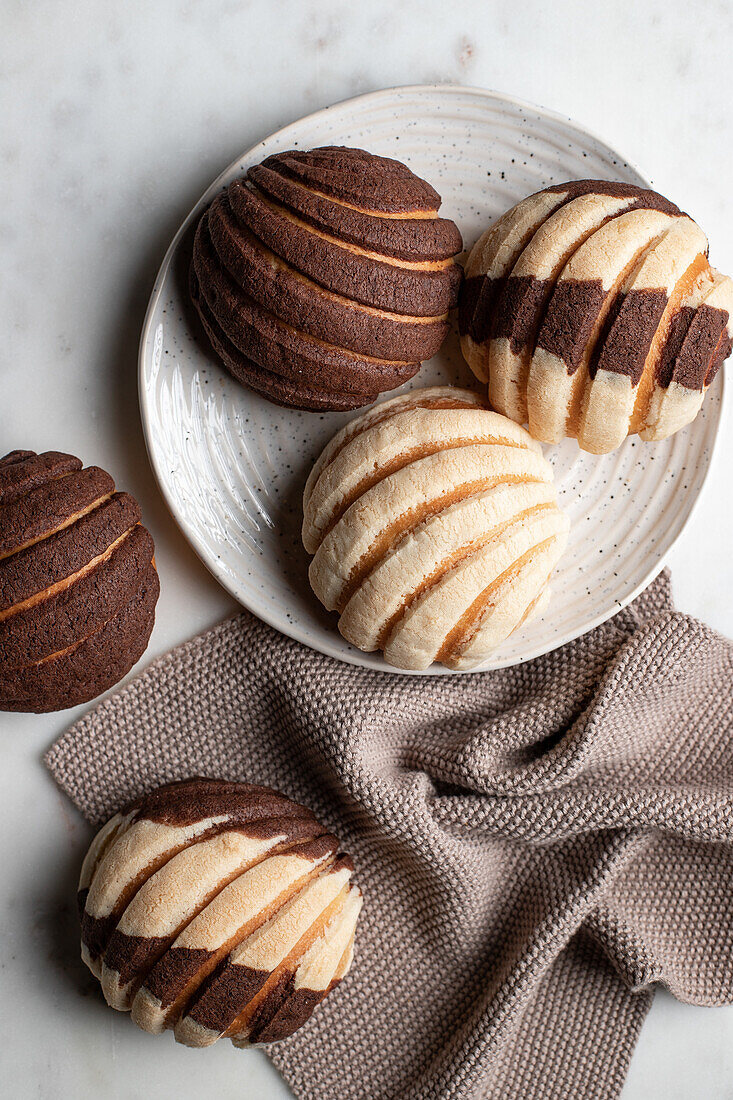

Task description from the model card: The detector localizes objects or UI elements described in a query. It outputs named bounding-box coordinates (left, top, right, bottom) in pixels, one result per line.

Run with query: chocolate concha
left=303, top=387, right=569, bottom=671
left=0, top=449, right=158, bottom=712
left=459, top=180, right=731, bottom=453
left=191, top=146, right=463, bottom=411
left=79, top=778, right=362, bottom=1048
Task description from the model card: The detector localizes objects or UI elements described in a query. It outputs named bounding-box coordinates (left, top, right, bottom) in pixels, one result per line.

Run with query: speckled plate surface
left=139, top=85, right=724, bottom=673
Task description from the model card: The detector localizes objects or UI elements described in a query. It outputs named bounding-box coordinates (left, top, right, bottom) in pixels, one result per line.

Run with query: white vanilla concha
left=79, top=778, right=362, bottom=1048
left=303, top=386, right=569, bottom=671
left=459, top=180, right=732, bottom=453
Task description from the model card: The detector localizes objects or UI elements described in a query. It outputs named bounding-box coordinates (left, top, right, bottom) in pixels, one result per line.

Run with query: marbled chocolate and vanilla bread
left=303, top=387, right=569, bottom=670
left=460, top=180, right=731, bottom=452
left=0, top=449, right=158, bottom=712
left=190, top=146, right=462, bottom=410
left=79, top=778, right=362, bottom=1048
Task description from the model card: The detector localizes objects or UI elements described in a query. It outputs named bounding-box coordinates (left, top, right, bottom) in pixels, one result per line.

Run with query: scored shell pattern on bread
left=79, top=778, right=362, bottom=1049
left=0, top=449, right=159, bottom=712
left=459, top=180, right=732, bottom=452
left=190, top=146, right=463, bottom=411
left=303, top=386, right=569, bottom=671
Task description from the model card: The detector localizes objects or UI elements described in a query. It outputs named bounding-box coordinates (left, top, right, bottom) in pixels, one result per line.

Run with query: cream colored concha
left=303, top=386, right=569, bottom=671
left=79, top=778, right=362, bottom=1048
left=459, top=180, right=733, bottom=453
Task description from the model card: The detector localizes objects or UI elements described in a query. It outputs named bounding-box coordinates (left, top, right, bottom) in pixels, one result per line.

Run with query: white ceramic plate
left=139, top=85, right=724, bottom=674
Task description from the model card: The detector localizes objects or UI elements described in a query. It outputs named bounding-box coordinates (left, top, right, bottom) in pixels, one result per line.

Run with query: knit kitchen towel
left=46, top=571, right=733, bottom=1100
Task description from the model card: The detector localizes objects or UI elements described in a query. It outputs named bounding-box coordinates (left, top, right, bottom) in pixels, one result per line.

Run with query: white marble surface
left=1, top=2, right=732, bottom=1097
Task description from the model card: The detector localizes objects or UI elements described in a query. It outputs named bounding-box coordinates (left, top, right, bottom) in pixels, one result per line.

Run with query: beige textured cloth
left=46, top=571, right=733, bottom=1100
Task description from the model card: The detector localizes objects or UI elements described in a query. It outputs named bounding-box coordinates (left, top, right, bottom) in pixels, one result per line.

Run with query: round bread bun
left=303, top=386, right=569, bottom=671
left=459, top=180, right=731, bottom=453
left=190, top=146, right=463, bottom=411
left=0, top=449, right=158, bottom=712
left=79, top=777, right=362, bottom=1048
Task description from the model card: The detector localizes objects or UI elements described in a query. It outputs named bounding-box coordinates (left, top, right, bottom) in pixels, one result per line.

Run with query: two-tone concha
left=0, top=449, right=158, bottom=712
left=190, top=146, right=463, bottom=411
left=459, top=180, right=733, bottom=453
left=303, top=387, right=569, bottom=671
left=79, top=778, right=362, bottom=1049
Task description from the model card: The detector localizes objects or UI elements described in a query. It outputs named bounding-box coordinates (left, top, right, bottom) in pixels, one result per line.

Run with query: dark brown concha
left=191, top=272, right=378, bottom=411
left=261, top=146, right=441, bottom=213
left=79, top=777, right=362, bottom=1048
left=228, top=179, right=462, bottom=316
left=249, top=162, right=461, bottom=260
left=0, top=450, right=159, bottom=712
left=191, top=215, right=418, bottom=398
left=205, top=195, right=451, bottom=361
left=190, top=145, right=463, bottom=411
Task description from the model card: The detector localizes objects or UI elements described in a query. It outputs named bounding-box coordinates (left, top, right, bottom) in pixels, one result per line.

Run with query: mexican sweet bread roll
left=79, top=778, right=362, bottom=1048
left=303, top=387, right=569, bottom=671
left=0, top=449, right=158, bottom=712
left=459, top=180, right=732, bottom=453
left=190, top=146, right=463, bottom=411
